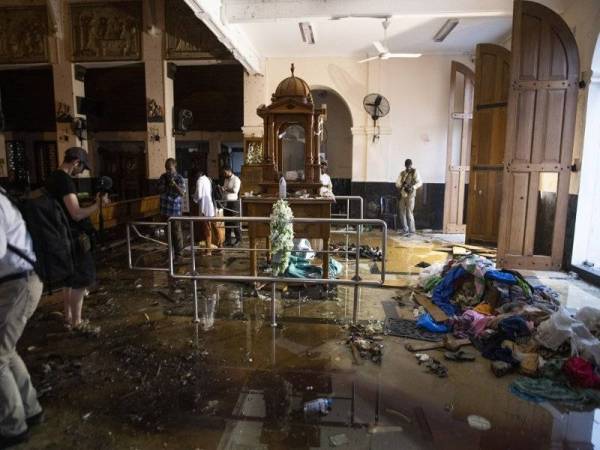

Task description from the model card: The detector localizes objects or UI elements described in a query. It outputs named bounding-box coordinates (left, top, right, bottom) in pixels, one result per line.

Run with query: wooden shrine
left=242, top=64, right=333, bottom=278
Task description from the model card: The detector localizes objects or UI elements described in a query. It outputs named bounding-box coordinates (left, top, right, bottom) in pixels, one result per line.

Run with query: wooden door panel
left=497, top=0, right=579, bottom=270
left=444, top=61, right=474, bottom=233
left=466, top=44, right=510, bottom=244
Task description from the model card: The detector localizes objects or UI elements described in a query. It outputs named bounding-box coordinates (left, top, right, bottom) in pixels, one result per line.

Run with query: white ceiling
left=222, top=0, right=569, bottom=58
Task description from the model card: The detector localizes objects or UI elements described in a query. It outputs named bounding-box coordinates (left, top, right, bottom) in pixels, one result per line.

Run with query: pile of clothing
left=417, top=254, right=600, bottom=408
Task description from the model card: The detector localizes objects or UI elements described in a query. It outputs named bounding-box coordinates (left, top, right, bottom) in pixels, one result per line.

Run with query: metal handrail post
left=126, top=224, right=132, bottom=269
left=352, top=219, right=362, bottom=323
left=271, top=281, right=277, bottom=327
left=190, top=219, right=200, bottom=323
left=167, top=221, right=174, bottom=277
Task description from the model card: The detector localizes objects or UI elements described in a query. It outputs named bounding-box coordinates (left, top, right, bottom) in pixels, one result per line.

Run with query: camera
left=96, top=175, right=113, bottom=195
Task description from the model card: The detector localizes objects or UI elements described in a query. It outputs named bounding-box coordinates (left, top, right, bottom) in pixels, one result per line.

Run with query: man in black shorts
left=46, top=147, right=109, bottom=334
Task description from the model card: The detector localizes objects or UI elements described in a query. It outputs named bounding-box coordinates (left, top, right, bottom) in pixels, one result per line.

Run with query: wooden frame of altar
left=241, top=64, right=333, bottom=278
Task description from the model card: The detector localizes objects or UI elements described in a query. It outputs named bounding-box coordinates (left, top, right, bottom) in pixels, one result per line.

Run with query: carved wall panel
left=165, top=0, right=232, bottom=60
left=71, top=2, right=142, bottom=62
left=0, top=6, right=49, bottom=64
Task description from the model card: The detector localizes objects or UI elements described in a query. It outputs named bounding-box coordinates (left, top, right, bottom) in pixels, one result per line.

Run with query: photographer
left=158, top=158, right=185, bottom=259
left=46, top=147, right=109, bottom=334
left=395, top=159, right=422, bottom=236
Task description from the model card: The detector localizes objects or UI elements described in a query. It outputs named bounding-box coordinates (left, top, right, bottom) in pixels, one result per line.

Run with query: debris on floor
left=346, top=322, right=384, bottom=364
left=400, top=253, right=600, bottom=408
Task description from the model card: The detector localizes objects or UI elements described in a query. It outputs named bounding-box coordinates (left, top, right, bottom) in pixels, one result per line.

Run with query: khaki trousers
left=0, top=273, right=43, bottom=437
left=398, top=195, right=416, bottom=233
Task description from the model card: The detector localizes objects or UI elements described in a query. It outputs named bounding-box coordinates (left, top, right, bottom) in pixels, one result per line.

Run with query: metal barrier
left=126, top=215, right=386, bottom=325
left=330, top=196, right=364, bottom=266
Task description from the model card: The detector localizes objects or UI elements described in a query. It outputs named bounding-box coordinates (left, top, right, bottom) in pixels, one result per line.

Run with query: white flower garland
left=270, top=199, right=294, bottom=276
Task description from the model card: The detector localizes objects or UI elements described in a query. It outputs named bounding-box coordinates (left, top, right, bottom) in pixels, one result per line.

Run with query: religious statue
left=147, top=99, right=164, bottom=123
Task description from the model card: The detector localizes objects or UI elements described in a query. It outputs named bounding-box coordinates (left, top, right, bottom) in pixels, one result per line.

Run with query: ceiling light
left=299, top=22, right=315, bottom=44
left=433, top=18, right=459, bottom=42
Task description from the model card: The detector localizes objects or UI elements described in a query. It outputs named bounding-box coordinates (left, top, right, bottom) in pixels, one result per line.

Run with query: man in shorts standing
left=46, top=147, right=108, bottom=334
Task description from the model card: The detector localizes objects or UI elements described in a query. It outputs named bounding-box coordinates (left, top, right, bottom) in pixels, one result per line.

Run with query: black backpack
left=1, top=188, right=75, bottom=290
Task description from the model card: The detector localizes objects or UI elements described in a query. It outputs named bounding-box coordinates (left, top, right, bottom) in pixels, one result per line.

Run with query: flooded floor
left=14, top=230, right=600, bottom=449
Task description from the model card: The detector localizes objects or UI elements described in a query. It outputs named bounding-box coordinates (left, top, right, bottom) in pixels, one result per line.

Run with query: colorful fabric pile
left=415, top=254, right=600, bottom=408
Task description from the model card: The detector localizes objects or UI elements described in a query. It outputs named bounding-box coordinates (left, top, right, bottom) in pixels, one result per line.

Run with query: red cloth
left=563, top=357, right=600, bottom=389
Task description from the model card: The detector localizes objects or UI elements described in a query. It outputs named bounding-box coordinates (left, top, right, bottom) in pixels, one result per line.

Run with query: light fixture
left=433, top=18, right=459, bottom=42
left=299, top=22, right=315, bottom=44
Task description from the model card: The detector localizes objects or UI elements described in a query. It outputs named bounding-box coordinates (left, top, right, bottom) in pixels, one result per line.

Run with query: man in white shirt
left=0, top=189, right=44, bottom=447
left=221, top=166, right=241, bottom=246
left=395, top=159, right=423, bottom=235
left=193, top=170, right=220, bottom=253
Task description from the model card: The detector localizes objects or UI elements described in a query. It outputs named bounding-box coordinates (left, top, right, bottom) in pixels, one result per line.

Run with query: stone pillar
left=52, top=63, right=87, bottom=161
left=143, top=0, right=175, bottom=179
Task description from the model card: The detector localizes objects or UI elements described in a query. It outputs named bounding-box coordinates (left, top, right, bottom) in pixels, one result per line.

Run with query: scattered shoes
left=444, top=350, right=476, bottom=362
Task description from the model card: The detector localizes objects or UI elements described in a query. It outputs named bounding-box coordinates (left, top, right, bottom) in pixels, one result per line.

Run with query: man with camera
left=158, top=158, right=186, bottom=259
left=46, top=147, right=109, bottom=334
left=395, top=158, right=422, bottom=236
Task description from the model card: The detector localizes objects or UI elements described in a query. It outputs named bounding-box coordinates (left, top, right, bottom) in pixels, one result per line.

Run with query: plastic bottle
left=303, top=398, right=332, bottom=416
left=279, top=176, right=287, bottom=199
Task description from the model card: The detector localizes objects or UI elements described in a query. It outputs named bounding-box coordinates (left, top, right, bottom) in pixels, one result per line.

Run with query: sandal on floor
left=71, top=320, right=101, bottom=337
left=444, top=350, right=476, bottom=362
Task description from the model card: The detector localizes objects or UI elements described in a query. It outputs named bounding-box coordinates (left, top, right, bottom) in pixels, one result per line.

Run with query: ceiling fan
left=358, top=18, right=421, bottom=63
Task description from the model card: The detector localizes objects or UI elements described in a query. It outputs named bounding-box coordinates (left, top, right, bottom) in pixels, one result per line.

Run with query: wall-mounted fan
left=363, top=93, right=390, bottom=142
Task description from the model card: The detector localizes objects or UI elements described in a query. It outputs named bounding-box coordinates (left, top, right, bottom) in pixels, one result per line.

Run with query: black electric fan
left=363, top=93, right=390, bottom=142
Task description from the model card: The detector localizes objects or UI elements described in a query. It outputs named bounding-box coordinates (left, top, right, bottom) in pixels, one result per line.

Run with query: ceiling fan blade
left=385, top=53, right=422, bottom=58
left=373, top=40, right=387, bottom=54
left=358, top=55, right=380, bottom=63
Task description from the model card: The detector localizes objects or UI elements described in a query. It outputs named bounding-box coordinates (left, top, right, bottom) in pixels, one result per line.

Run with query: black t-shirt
left=46, top=170, right=91, bottom=232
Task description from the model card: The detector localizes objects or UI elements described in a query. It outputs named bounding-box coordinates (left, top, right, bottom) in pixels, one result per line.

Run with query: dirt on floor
left=13, top=234, right=600, bottom=449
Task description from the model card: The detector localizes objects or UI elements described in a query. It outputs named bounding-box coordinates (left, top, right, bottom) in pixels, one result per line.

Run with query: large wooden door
left=444, top=61, right=474, bottom=233
left=497, top=0, right=579, bottom=270
left=466, top=44, right=511, bottom=244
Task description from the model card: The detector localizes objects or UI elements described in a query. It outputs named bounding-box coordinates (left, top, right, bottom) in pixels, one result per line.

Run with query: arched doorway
left=572, top=34, right=600, bottom=277
left=310, top=87, right=353, bottom=194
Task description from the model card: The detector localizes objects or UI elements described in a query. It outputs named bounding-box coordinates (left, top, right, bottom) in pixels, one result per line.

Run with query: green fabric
left=510, top=358, right=600, bottom=407
left=285, top=254, right=342, bottom=279
left=424, top=275, right=442, bottom=292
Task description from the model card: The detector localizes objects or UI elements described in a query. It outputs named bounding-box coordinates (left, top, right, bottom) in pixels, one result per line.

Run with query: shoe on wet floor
left=26, top=410, right=45, bottom=428
left=0, top=430, right=29, bottom=449
left=444, top=350, right=476, bottom=362
left=71, top=320, right=101, bottom=337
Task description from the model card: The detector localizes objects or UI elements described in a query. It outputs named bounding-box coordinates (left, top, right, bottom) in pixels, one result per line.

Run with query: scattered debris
left=467, top=415, right=492, bottom=431
left=415, top=353, right=448, bottom=377
left=444, top=350, right=476, bottom=362
left=329, top=433, right=350, bottom=446
left=303, top=398, right=332, bottom=417
left=346, top=322, right=384, bottom=364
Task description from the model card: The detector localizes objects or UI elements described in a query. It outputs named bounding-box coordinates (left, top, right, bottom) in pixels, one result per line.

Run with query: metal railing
left=126, top=215, right=386, bottom=326
left=330, top=196, right=364, bottom=266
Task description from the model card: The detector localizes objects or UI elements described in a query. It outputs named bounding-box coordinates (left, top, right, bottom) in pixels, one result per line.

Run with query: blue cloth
left=431, top=266, right=466, bottom=316
left=158, top=172, right=185, bottom=217
left=416, top=312, right=449, bottom=333
left=485, top=270, right=517, bottom=285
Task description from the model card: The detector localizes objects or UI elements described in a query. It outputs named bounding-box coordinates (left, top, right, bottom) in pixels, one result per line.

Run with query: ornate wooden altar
left=241, top=64, right=333, bottom=278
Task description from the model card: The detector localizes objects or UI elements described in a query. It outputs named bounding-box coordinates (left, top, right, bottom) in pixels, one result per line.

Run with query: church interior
left=0, top=0, right=600, bottom=449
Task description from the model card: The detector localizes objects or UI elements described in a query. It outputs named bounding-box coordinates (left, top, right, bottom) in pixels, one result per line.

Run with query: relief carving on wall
left=71, top=2, right=141, bottom=62
left=0, top=6, right=49, bottom=64
left=165, top=0, right=232, bottom=60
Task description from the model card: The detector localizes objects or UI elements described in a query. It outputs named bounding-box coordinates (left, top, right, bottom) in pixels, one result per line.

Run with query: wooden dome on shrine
left=249, top=63, right=327, bottom=194
left=272, top=66, right=313, bottom=103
